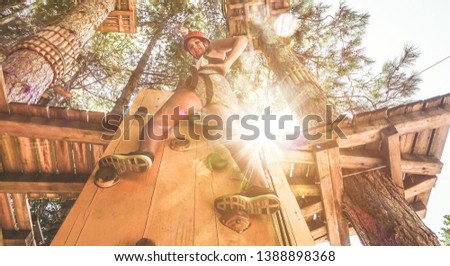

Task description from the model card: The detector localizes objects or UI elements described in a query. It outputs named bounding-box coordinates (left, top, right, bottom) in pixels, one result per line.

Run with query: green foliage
left=29, top=198, right=76, bottom=246
left=1, top=0, right=422, bottom=115
left=439, top=214, right=450, bottom=246
left=0, top=0, right=77, bottom=47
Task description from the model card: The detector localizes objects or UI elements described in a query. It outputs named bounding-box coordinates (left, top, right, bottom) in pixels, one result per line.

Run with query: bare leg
left=139, top=88, right=202, bottom=155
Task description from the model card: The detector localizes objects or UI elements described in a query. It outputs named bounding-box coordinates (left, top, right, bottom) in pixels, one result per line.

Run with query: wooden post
left=381, top=125, right=404, bottom=194
left=11, top=194, right=36, bottom=245
left=267, top=158, right=315, bottom=245
left=0, top=193, right=15, bottom=230
left=313, top=141, right=350, bottom=246
left=0, top=227, right=3, bottom=246
left=0, top=65, right=9, bottom=113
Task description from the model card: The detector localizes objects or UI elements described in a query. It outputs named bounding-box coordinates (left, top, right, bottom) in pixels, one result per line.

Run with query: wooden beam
left=2, top=230, right=34, bottom=246
left=290, top=184, right=321, bottom=197
left=0, top=193, right=15, bottom=230
left=267, top=158, right=315, bottom=245
left=404, top=175, right=437, bottom=199
left=411, top=201, right=427, bottom=219
left=283, top=149, right=443, bottom=175
left=0, top=112, right=109, bottom=144
left=301, top=201, right=323, bottom=222
left=381, top=125, right=404, bottom=194
left=0, top=227, right=3, bottom=246
left=0, top=65, right=9, bottom=113
left=313, top=141, right=350, bottom=246
left=401, top=154, right=443, bottom=175
left=330, top=106, right=450, bottom=148
left=11, top=194, right=33, bottom=233
left=0, top=173, right=88, bottom=194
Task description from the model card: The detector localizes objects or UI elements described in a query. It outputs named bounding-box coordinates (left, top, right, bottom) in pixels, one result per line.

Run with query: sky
left=320, top=0, right=450, bottom=241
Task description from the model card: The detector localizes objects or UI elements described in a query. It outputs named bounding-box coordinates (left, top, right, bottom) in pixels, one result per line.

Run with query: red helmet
left=183, top=31, right=210, bottom=51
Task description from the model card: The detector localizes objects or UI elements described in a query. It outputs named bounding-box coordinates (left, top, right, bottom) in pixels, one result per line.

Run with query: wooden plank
left=290, top=184, right=321, bottom=197
left=142, top=140, right=197, bottom=245
left=411, top=201, right=427, bottom=219
left=2, top=230, right=34, bottom=246
left=0, top=193, right=15, bottom=230
left=404, top=175, right=437, bottom=199
left=313, top=141, right=349, bottom=246
left=91, top=144, right=105, bottom=169
left=339, top=149, right=383, bottom=169
left=0, top=227, right=3, bottom=246
left=52, top=90, right=169, bottom=246
left=267, top=151, right=315, bottom=246
left=192, top=141, right=219, bottom=245
left=16, top=137, right=39, bottom=173
left=381, top=126, right=404, bottom=193
left=72, top=142, right=91, bottom=174
left=54, top=141, right=74, bottom=174
left=11, top=194, right=32, bottom=231
left=324, top=142, right=350, bottom=246
left=334, top=106, right=450, bottom=148
left=366, top=108, right=387, bottom=151
left=0, top=65, right=9, bottom=113
left=0, top=173, right=87, bottom=193
left=401, top=154, right=443, bottom=175
left=211, top=144, right=279, bottom=246
left=0, top=135, right=22, bottom=172
left=0, top=113, right=109, bottom=145
left=27, top=192, right=78, bottom=200
left=301, top=201, right=323, bottom=222
left=35, top=138, right=55, bottom=174
left=428, top=126, right=449, bottom=159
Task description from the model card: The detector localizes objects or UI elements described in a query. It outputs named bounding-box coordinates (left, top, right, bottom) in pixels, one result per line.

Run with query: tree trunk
left=343, top=169, right=440, bottom=245
left=256, top=23, right=329, bottom=122
left=111, top=29, right=162, bottom=114
left=2, top=0, right=115, bottom=103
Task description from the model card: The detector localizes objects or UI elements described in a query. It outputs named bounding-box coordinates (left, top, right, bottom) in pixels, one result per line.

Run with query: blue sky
left=320, top=0, right=450, bottom=239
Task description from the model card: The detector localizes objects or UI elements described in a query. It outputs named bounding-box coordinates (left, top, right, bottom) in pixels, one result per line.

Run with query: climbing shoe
left=98, top=151, right=154, bottom=174
left=214, top=186, right=280, bottom=215
left=95, top=151, right=154, bottom=188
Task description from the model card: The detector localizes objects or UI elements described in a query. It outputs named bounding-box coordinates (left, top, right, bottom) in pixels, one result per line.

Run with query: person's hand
left=201, top=62, right=230, bottom=75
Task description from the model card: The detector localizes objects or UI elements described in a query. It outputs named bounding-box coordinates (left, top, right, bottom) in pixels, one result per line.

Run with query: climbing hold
left=169, top=137, right=191, bottom=152
left=94, top=166, right=120, bottom=188
left=220, top=210, right=251, bottom=234
left=207, top=153, right=228, bottom=170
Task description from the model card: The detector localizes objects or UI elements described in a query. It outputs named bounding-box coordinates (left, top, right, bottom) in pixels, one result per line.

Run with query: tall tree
left=111, top=28, right=162, bottom=114
left=2, top=0, right=115, bottom=103
left=439, top=214, right=450, bottom=246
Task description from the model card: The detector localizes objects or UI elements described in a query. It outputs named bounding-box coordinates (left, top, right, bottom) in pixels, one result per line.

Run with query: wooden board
left=142, top=140, right=197, bottom=245
left=35, top=138, right=55, bottom=174
left=72, top=142, right=92, bottom=174
left=16, top=137, right=39, bottom=173
left=206, top=143, right=280, bottom=246
left=54, top=141, right=74, bottom=174
left=0, top=135, right=22, bottom=172
left=0, top=112, right=108, bottom=144
left=381, top=126, right=404, bottom=193
left=313, top=142, right=349, bottom=246
left=52, top=90, right=171, bottom=245
left=0, top=193, right=15, bottom=230
left=11, top=194, right=32, bottom=231
left=0, top=173, right=87, bottom=194
left=0, top=65, right=9, bottom=113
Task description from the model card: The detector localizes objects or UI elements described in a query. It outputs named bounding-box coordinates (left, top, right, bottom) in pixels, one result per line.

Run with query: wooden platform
left=51, top=90, right=313, bottom=246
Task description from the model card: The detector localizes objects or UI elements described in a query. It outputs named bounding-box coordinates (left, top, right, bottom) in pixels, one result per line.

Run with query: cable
left=417, top=55, right=450, bottom=75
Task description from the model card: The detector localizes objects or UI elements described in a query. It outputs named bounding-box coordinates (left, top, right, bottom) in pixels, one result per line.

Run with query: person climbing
left=95, top=31, right=280, bottom=217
